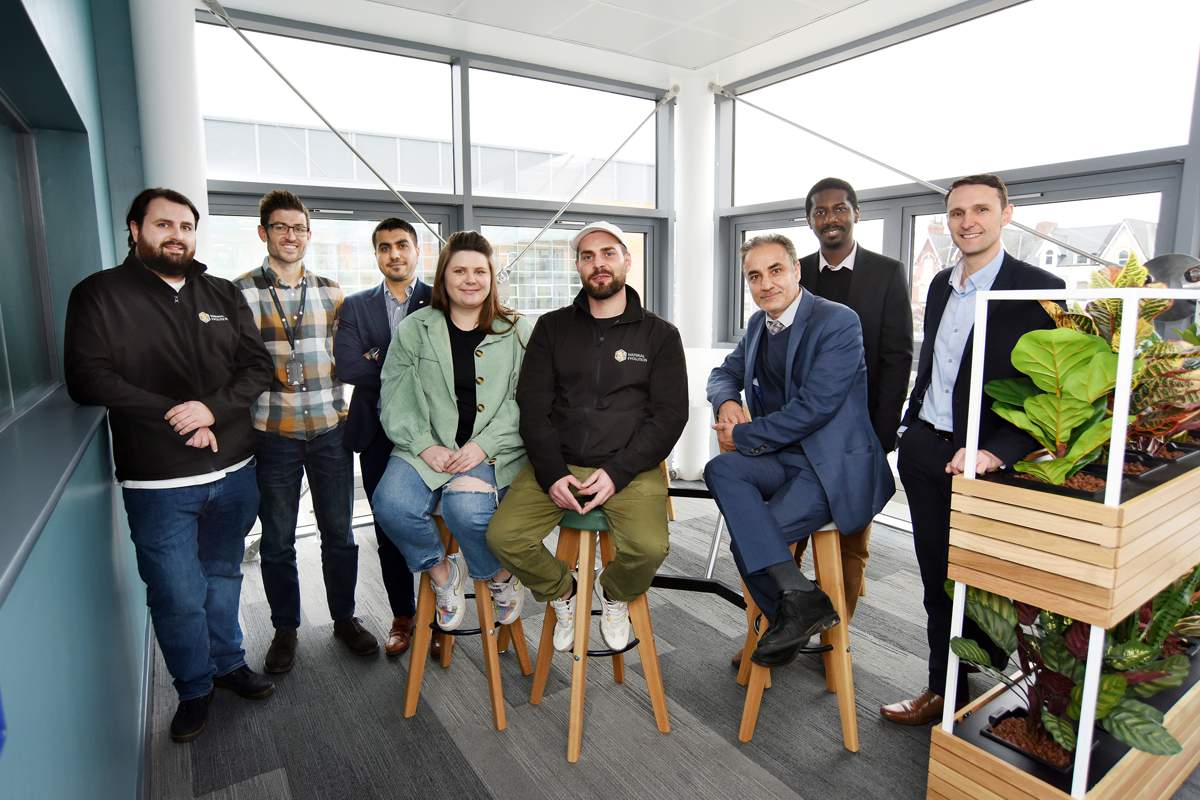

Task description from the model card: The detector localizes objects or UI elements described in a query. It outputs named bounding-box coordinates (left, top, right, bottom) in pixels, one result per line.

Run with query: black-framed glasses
left=267, top=222, right=310, bottom=236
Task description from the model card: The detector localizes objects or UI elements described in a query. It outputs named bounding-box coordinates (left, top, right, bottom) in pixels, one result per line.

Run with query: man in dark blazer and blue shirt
left=880, top=175, right=1065, bottom=725
left=705, top=233, right=895, bottom=667
left=334, top=218, right=432, bottom=657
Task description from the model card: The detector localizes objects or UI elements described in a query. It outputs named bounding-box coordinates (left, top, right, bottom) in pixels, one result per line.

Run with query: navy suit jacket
left=901, top=253, right=1064, bottom=467
left=335, top=280, right=432, bottom=452
left=707, top=290, right=895, bottom=534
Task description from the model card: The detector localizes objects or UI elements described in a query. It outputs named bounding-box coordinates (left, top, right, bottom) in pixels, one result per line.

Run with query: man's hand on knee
left=578, top=469, right=615, bottom=514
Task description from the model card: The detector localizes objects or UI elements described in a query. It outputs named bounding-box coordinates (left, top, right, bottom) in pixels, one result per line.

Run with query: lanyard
left=264, top=267, right=307, bottom=353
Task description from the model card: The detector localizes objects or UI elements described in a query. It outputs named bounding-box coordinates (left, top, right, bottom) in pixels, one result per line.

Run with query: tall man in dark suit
left=881, top=175, right=1065, bottom=725
left=705, top=233, right=895, bottom=667
left=334, top=218, right=432, bottom=657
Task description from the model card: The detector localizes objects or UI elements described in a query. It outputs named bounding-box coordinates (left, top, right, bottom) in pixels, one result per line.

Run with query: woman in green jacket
left=373, top=231, right=532, bottom=631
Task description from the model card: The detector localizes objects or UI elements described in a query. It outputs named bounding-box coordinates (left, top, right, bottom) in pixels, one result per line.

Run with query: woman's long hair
left=430, top=230, right=517, bottom=333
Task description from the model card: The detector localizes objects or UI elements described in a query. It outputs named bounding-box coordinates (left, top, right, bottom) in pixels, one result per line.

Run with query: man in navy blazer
left=335, top=218, right=432, bottom=657
left=881, top=175, right=1065, bottom=726
left=705, top=233, right=894, bottom=667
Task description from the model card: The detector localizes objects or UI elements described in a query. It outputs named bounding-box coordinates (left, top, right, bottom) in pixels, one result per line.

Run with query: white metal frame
left=942, top=286, right=1200, bottom=798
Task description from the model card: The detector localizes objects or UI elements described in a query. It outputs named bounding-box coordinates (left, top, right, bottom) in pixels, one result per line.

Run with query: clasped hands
left=165, top=400, right=219, bottom=452
left=713, top=400, right=750, bottom=453
left=420, top=442, right=487, bottom=475
left=549, top=469, right=615, bottom=515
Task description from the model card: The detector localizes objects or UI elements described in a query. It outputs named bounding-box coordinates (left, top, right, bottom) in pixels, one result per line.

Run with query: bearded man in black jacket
left=65, top=188, right=274, bottom=744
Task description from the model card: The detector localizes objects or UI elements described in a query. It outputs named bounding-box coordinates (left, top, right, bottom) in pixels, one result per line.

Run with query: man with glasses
left=234, top=189, right=379, bottom=675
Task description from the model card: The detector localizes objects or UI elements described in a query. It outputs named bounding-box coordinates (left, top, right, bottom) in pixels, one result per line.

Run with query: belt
left=919, top=420, right=954, bottom=442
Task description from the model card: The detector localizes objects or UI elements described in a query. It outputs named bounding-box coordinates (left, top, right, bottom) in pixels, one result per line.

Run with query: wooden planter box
left=927, top=674, right=1200, bottom=800
left=946, top=466, right=1200, bottom=628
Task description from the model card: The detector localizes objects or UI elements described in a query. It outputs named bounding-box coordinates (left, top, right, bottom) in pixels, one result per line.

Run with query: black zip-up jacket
left=516, top=287, right=688, bottom=493
left=65, top=254, right=273, bottom=482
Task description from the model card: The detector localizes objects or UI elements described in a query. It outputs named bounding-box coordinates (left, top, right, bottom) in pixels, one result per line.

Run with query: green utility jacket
left=380, top=306, right=532, bottom=490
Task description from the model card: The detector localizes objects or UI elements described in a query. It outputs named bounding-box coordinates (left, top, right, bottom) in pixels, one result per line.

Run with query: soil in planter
left=1012, top=471, right=1106, bottom=492
left=990, top=716, right=1072, bottom=770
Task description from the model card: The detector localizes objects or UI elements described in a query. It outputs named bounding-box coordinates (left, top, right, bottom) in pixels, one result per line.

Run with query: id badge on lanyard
left=266, top=269, right=307, bottom=387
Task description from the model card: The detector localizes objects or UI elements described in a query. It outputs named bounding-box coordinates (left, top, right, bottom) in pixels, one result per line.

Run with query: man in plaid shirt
left=235, top=189, right=378, bottom=673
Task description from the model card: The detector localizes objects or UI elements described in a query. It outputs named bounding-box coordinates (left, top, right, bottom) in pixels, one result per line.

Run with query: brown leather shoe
left=385, top=616, right=415, bottom=658
left=429, top=633, right=443, bottom=660
left=880, top=689, right=946, bottom=725
left=730, top=648, right=743, bottom=669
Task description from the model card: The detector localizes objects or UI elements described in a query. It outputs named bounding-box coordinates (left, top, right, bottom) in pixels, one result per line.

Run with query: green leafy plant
left=950, top=565, right=1200, bottom=760
left=985, top=327, right=1117, bottom=485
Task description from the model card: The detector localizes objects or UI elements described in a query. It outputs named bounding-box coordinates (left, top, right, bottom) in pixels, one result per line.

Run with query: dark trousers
left=255, top=425, right=359, bottom=630
left=898, top=423, right=1005, bottom=694
left=358, top=430, right=416, bottom=618
left=704, top=449, right=832, bottom=622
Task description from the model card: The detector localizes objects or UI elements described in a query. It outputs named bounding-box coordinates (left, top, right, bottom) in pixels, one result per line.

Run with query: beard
left=583, top=271, right=625, bottom=300
left=136, top=239, right=194, bottom=277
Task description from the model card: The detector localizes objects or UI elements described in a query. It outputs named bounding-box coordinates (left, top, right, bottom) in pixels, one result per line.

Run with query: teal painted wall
left=0, top=430, right=146, bottom=799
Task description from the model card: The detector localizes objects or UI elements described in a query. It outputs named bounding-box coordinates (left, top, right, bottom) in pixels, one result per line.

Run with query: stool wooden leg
left=597, top=532, right=624, bottom=684
left=475, top=579, right=507, bottom=731
left=567, top=530, right=595, bottom=763
left=812, top=542, right=835, bottom=693
left=737, top=583, right=770, bottom=690
left=629, top=593, right=670, bottom=733
left=739, top=661, right=769, bottom=742
left=498, top=625, right=511, bottom=652
left=404, top=571, right=437, bottom=718
left=812, top=530, right=859, bottom=753
left=530, top=532, right=580, bottom=705
left=508, top=618, right=533, bottom=676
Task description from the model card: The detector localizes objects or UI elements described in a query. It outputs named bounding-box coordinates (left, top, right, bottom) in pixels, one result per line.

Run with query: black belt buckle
left=924, top=421, right=953, bottom=442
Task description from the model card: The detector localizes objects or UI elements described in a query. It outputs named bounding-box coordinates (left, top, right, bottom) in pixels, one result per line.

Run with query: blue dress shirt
left=918, top=248, right=1006, bottom=433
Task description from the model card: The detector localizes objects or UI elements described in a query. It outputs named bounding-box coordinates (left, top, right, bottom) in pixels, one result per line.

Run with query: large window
left=469, top=70, right=656, bottom=208
left=734, top=0, right=1200, bottom=207
left=196, top=24, right=454, bottom=193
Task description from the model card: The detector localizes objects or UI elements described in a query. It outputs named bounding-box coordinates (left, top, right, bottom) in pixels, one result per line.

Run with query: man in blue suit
left=334, top=218, right=432, bottom=657
left=705, top=233, right=894, bottom=667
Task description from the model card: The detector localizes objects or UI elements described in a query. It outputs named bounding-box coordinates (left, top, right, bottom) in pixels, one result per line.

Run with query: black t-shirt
left=447, top=321, right=487, bottom=447
left=816, top=266, right=852, bottom=306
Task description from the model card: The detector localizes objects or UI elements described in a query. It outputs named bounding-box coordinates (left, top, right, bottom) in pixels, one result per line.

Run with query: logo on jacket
left=613, top=349, right=647, bottom=363
left=198, top=311, right=229, bottom=323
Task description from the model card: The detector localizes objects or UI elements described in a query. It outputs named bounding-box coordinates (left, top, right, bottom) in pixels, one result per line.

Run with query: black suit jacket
left=334, top=279, right=432, bottom=452
left=901, top=253, right=1065, bottom=467
left=801, top=246, right=913, bottom=451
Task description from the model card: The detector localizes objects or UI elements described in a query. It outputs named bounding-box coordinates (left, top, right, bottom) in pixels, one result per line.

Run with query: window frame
left=195, top=8, right=675, bottom=319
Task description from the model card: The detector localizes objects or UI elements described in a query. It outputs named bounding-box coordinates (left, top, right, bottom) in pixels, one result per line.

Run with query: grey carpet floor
left=148, top=496, right=1200, bottom=800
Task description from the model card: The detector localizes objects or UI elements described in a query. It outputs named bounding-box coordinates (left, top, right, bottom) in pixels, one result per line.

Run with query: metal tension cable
left=202, top=0, right=447, bottom=247
left=711, top=82, right=1118, bottom=268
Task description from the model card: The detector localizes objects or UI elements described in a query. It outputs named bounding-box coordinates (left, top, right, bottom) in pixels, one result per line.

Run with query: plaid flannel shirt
left=234, top=259, right=346, bottom=440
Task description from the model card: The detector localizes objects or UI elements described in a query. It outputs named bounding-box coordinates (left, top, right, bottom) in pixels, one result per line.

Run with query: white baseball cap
left=570, top=221, right=629, bottom=253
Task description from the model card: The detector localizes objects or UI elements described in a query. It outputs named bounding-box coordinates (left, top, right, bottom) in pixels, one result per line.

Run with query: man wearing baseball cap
left=486, top=221, right=687, bottom=652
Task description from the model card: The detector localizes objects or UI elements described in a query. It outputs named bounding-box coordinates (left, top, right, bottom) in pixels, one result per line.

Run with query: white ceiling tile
left=689, top=0, right=826, bottom=41
left=364, top=0, right=465, bottom=13
left=449, top=0, right=592, bottom=37
left=554, top=4, right=674, bottom=51
left=598, top=0, right=733, bottom=24
left=798, top=0, right=866, bottom=12
left=634, top=27, right=747, bottom=69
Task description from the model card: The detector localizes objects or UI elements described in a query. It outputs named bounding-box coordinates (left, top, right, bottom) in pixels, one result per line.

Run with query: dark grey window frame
left=195, top=9, right=675, bottom=319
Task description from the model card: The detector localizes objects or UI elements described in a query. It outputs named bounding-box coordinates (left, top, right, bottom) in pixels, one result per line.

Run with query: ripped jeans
left=372, top=457, right=504, bottom=580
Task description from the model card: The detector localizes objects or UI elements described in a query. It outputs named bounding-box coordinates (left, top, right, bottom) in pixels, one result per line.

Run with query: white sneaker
left=595, top=568, right=631, bottom=650
left=487, top=574, right=525, bottom=625
left=549, top=582, right=578, bottom=652
left=432, top=553, right=467, bottom=631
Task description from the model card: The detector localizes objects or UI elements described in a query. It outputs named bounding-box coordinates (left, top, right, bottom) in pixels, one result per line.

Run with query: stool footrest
left=429, top=620, right=501, bottom=637
left=585, top=637, right=640, bottom=658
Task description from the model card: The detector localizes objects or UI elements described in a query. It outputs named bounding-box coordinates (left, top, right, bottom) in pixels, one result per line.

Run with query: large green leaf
left=1106, top=640, right=1157, bottom=671
left=994, top=404, right=1056, bottom=452
left=1102, top=707, right=1182, bottom=755
left=965, top=587, right=1018, bottom=654
left=1144, top=587, right=1190, bottom=652
left=1041, top=633, right=1081, bottom=676
left=1012, top=328, right=1112, bottom=394
left=1132, top=654, right=1190, bottom=698
left=1025, top=394, right=1095, bottom=450
left=1013, top=457, right=1078, bottom=486
left=986, top=377, right=1041, bottom=406
left=1041, top=709, right=1078, bottom=752
left=1064, top=416, right=1115, bottom=463
left=1113, top=697, right=1165, bottom=725
left=950, top=637, right=992, bottom=669
left=1062, top=350, right=1120, bottom=403
left=1066, top=673, right=1126, bottom=721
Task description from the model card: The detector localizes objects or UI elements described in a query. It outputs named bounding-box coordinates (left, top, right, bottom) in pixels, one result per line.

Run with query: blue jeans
left=255, top=425, right=358, bottom=630
left=123, top=460, right=259, bottom=700
left=372, top=458, right=504, bottom=581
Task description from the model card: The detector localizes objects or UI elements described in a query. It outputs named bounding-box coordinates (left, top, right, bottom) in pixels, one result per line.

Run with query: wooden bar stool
left=404, top=515, right=532, bottom=731
left=529, top=508, right=670, bottom=763
left=735, top=521, right=858, bottom=752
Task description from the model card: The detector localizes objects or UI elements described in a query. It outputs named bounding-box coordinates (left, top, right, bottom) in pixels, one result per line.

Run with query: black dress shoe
left=170, top=690, right=213, bottom=743
left=334, top=617, right=379, bottom=656
left=214, top=665, right=275, bottom=700
left=265, top=628, right=298, bottom=674
left=751, top=588, right=839, bottom=668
